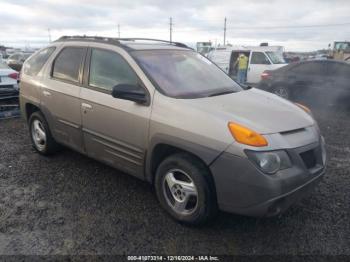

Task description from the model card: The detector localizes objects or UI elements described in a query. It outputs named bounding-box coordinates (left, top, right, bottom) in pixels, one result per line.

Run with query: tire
left=272, top=85, right=290, bottom=99
left=155, top=153, right=218, bottom=225
left=29, top=111, right=60, bottom=155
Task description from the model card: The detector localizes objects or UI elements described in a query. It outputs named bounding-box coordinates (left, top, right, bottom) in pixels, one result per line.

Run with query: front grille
left=280, top=128, right=305, bottom=135
left=300, top=149, right=317, bottom=169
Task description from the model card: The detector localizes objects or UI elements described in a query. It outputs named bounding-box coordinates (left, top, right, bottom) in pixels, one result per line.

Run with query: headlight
left=245, top=150, right=292, bottom=174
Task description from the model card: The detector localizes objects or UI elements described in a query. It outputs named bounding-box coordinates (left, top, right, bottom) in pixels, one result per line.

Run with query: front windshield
left=132, top=50, right=242, bottom=98
left=266, top=51, right=286, bottom=64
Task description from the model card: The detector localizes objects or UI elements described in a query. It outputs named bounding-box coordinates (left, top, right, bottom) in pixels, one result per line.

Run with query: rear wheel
left=155, top=153, right=218, bottom=225
left=29, top=111, right=60, bottom=155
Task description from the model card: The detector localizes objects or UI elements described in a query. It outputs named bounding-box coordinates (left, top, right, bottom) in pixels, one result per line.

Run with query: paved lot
left=0, top=108, right=349, bottom=255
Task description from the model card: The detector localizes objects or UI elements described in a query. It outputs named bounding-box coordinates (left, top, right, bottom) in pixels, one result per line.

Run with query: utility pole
left=223, top=17, right=227, bottom=46
left=118, top=24, right=120, bottom=38
left=48, top=28, right=51, bottom=43
left=169, top=17, right=173, bottom=43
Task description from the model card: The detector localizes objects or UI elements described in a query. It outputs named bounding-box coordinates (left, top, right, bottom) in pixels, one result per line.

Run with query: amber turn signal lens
left=228, top=122, right=268, bottom=147
left=295, top=103, right=311, bottom=114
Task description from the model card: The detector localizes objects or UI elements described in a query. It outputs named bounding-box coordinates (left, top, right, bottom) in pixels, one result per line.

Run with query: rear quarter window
left=23, top=47, right=56, bottom=76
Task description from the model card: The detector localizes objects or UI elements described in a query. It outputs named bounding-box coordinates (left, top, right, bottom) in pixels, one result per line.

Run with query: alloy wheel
left=31, top=119, right=47, bottom=151
left=162, top=169, right=198, bottom=215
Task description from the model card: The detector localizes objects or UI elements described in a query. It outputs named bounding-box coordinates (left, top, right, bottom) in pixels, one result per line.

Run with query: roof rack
left=55, top=35, right=190, bottom=49
left=55, top=35, right=121, bottom=45
left=117, top=38, right=189, bottom=48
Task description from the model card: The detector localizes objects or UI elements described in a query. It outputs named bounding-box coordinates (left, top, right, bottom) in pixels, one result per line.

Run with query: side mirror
left=112, top=84, right=148, bottom=104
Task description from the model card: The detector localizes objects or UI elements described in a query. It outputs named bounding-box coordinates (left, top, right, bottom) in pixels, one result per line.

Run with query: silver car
left=0, top=61, right=19, bottom=99
left=20, top=36, right=326, bottom=224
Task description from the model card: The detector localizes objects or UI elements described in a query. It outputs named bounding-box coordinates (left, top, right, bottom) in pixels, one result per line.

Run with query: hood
left=185, top=88, right=314, bottom=134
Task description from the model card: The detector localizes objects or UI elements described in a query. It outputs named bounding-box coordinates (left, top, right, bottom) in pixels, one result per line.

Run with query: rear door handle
left=82, top=103, right=93, bottom=110
left=43, top=90, right=51, bottom=97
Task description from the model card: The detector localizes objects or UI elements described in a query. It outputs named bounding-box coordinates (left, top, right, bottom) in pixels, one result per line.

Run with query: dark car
left=6, top=52, right=32, bottom=71
left=257, top=60, right=350, bottom=110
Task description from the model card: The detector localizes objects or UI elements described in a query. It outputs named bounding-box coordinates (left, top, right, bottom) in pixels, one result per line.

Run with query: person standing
left=234, top=53, right=248, bottom=84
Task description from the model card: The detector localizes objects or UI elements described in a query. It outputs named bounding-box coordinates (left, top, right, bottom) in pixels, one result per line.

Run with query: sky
left=0, top=0, right=350, bottom=51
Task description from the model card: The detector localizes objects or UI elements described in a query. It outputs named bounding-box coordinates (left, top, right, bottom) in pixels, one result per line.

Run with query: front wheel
left=155, top=153, right=218, bottom=225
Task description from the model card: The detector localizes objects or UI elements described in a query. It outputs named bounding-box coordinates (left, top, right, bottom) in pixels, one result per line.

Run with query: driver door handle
left=82, top=103, right=93, bottom=110
left=43, top=90, right=51, bottom=97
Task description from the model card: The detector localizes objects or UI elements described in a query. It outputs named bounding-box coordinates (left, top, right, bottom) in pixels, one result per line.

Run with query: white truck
left=207, top=45, right=287, bottom=84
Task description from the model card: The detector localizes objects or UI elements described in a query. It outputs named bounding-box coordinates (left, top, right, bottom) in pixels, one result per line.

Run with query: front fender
left=145, top=133, right=225, bottom=183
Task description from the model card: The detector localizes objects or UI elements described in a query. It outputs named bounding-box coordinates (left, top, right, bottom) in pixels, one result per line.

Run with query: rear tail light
left=8, top=72, right=19, bottom=80
left=261, top=71, right=271, bottom=80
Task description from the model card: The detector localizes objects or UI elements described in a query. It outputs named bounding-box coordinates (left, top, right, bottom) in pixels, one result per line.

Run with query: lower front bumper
left=220, top=170, right=324, bottom=217
left=210, top=142, right=326, bottom=217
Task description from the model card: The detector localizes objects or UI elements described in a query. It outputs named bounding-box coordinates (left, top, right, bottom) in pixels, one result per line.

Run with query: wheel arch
left=145, top=134, right=222, bottom=184
left=271, top=82, right=292, bottom=98
left=24, top=103, right=40, bottom=121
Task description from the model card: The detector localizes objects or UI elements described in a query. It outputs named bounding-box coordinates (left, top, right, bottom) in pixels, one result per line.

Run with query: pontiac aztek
left=20, top=36, right=326, bottom=224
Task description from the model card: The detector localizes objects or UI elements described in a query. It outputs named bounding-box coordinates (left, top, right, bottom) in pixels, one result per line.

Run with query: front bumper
left=210, top=138, right=326, bottom=217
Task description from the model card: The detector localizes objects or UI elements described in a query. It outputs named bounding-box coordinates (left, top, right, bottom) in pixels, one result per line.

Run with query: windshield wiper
left=207, top=90, right=234, bottom=97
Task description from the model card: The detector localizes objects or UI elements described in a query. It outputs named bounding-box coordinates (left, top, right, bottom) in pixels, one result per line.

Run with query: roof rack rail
left=117, top=38, right=189, bottom=48
left=55, top=35, right=190, bottom=49
left=55, top=35, right=121, bottom=44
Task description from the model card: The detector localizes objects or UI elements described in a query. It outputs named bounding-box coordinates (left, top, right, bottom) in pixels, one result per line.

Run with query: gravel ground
left=0, top=108, right=349, bottom=256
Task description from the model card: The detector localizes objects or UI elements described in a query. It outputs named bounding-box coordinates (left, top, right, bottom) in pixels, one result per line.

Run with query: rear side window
left=291, top=62, right=324, bottom=75
left=52, top=47, right=85, bottom=83
left=250, top=52, right=270, bottom=65
left=23, top=47, right=55, bottom=76
left=89, top=48, right=138, bottom=91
